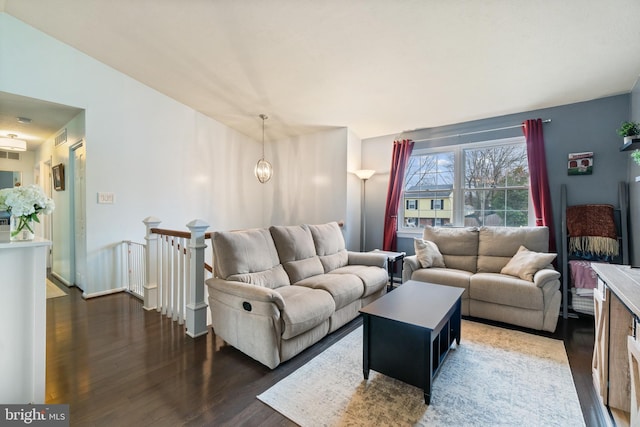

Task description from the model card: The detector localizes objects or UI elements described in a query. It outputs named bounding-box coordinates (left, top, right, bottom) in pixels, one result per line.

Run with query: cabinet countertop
left=0, top=237, right=51, bottom=250
left=591, top=264, right=640, bottom=318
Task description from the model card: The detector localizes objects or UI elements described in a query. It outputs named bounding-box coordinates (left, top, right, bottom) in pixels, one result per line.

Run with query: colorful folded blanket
left=566, top=204, right=618, bottom=257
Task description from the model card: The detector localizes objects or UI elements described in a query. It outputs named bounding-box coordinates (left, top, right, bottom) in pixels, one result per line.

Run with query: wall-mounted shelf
left=620, top=138, right=640, bottom=151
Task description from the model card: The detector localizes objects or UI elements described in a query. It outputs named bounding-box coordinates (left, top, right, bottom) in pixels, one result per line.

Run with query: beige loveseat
left=402, top=226, right=561, bottom=332
left=206, top=221, right=388, bottom=368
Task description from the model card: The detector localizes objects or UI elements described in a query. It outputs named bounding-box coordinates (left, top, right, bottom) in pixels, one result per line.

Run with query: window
left=401, top=137, right=530, bottom=229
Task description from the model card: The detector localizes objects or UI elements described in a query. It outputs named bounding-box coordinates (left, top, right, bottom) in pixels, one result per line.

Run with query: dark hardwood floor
left=46, top=279, right=606, bottom=426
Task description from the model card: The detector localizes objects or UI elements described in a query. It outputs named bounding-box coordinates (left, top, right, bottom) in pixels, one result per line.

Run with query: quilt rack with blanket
left=560, top=182, right=629, bottom=318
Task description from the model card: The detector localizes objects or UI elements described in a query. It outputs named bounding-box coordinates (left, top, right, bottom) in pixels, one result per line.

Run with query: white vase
left=10, top=215, right=35, bottom=241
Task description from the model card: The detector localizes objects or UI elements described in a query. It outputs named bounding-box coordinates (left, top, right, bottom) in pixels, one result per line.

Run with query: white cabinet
left=0, top=238, right=51, bottom=403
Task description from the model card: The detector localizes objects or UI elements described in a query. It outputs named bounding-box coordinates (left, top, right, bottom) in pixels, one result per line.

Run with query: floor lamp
left=354, top=169, right=375, bottom=251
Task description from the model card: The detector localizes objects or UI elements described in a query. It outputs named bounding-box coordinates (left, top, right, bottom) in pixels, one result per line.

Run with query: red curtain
left=522, top=119, right=556, bottom=252
left=382, top=139, right=414, bottom=251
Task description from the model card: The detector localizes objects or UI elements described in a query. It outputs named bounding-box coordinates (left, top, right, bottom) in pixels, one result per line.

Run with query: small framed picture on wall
left=53, top=163, right=65, bottom=191
left=567, top=152, right=593, bottom=175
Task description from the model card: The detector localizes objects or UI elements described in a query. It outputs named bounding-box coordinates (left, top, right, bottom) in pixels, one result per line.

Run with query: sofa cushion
left=275, top=285, right=335, bottom=340
left=500, top=245, right=557, bottom=282
left=414, top=238, right=446, bottom=268
left=212, top=228, right=286, bottom=288
left=470, top=273, right=543, bottom=311
left=307, top=222, right=345, bottom=255
left=270, top=225, right=325, bottom=283
left=316, top=251, right=348, bottom=272
left=307, top=222, right=349, bottom=272
left=295, top=273, right=363, bottom=310
left=270, top=225, right=317, bottom=262
left=283, top=256, right=325, bottom=284
left=422, top=226, right=479, bottom=272
left=227, top=265, right=290, bottom=288
left=330, top=265, right=388, bottom=297
left=410, top=267, right=472, bottom=295
left=409, top=268, right=472, bottom=315
left=477, top=226, right=549, bottom=273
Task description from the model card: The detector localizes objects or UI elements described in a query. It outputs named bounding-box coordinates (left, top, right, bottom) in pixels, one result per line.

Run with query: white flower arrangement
left=0, top=184, right=55, bottom=237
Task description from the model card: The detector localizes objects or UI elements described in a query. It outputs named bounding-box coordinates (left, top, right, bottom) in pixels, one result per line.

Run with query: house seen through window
left=401, top=136, right=530, bottom=229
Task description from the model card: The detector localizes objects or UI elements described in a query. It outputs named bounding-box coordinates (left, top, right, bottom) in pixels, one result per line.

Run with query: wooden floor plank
left=46, top=283, right=605, bottom=426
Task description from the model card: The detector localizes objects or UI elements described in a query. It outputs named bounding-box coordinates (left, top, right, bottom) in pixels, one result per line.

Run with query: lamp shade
left=0, top=135, right=27, bottom=152
left=354, top=169, right=375, bottom=180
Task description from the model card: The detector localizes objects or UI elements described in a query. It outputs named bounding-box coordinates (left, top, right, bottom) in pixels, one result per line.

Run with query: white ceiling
left=2, top=0, right=640, bottom=144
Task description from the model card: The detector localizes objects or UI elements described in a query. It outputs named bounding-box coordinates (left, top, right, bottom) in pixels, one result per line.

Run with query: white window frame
left=398, top=136, right=533, bottom=237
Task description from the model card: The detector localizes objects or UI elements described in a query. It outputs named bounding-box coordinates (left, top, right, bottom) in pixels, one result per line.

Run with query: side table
left=371, top=249, right=406, bottom=291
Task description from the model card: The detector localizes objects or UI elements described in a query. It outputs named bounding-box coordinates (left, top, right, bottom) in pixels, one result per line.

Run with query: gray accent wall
left=362, top=94, right=631, bottom=265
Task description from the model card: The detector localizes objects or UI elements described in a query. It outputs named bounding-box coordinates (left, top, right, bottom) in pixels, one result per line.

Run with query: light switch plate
left=97, top=192, right=115, bottom=204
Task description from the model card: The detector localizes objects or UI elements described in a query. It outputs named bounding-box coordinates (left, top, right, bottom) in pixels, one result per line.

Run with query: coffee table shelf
left=360, top=281, right=464, bottom=404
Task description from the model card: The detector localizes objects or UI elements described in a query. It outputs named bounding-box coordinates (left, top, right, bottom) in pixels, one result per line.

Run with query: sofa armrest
left=206, top=278, right=286, bottom=310
left=402, top=255, right=422, bottom=283
left=347, top=251, right=387, bottom=268
left=533, top=267, right=561, bottom=288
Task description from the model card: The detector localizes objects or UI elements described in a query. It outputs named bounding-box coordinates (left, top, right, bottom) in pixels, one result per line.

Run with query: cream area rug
left=257, top=320, right=585, bottom=427
left=46, top=279, right=67, bottom=299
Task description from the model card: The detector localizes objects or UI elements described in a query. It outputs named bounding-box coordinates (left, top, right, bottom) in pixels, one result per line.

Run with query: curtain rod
left=408, top=119, right=552, bottom=143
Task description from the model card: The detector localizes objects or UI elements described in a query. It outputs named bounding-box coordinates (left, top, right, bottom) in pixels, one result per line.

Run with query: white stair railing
left=143, top=217, right=210, bottom=338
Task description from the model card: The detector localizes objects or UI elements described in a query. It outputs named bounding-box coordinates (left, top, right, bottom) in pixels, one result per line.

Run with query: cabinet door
left=593, top=287, right=609, bottom=404
left=627, top=335, right=640, bottom=427
left=609, top=292, right=632, bottom=413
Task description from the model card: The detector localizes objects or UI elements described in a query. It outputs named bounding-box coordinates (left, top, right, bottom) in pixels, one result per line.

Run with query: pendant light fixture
left=0, top=134, right=27, bottom=152
left=254, top=114, right=273, bottom=183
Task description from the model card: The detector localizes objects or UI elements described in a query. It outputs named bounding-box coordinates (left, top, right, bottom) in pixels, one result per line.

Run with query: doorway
left=70, top=140, right=87, bottom=291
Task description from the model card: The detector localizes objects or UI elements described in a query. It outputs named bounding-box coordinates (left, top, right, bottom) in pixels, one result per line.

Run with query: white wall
left=0, top=13, right=265, bottom=296
left=346, top=129, right=362, bottom=251
left=361, top=134, right=394, bottom=250
left=267, top=127, right=358, bottom=248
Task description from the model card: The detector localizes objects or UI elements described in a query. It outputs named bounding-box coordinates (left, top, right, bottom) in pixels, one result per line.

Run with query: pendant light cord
left=260, top=114, right=268, bottom=159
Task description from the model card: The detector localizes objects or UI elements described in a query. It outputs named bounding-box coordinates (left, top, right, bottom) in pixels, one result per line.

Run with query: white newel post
left=143, top=216, right=161, bottom=311
left=186, top=219, right=209, bottom=338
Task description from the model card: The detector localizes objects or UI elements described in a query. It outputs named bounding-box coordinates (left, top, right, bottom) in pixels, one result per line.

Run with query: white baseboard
left=82, top=287, right=127, bottom=299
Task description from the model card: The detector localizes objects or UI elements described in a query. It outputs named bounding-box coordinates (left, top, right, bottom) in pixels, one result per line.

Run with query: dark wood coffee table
left=359, top=280, right=464, bottom=404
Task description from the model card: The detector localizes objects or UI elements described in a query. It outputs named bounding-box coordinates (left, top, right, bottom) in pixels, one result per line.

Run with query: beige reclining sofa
left=402, top=226, right=561, bottom=332
left=206, top=221, right=388, bottom=368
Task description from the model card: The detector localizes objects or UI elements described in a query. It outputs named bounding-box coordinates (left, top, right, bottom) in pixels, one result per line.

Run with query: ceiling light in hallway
left=0, top=134, right=27, bottom=151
